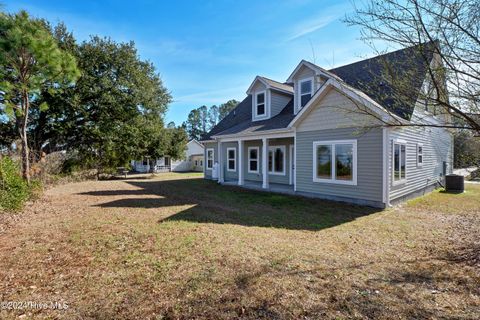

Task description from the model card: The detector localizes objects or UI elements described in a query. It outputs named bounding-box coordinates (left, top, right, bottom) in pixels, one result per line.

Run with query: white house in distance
left=131, top=139, right=204, bottom=173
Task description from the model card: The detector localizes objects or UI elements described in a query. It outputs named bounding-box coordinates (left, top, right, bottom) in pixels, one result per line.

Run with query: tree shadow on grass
left=78, top=178, right=382, bottom=231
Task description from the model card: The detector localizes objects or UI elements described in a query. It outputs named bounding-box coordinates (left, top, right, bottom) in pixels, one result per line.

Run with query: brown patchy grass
left=0, top=173, right=479, bottom=319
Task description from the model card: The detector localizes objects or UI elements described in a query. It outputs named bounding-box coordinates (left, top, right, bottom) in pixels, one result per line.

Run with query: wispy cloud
left=286, top=15, right=338, bottom=41
left=286, top=3, right=351, bottom=42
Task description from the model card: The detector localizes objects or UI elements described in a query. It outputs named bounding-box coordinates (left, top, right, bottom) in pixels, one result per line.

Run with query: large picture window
left=393, top=141, right=407, bottom=183
left=255, top=91, right=266, bottom=116
left=313, top=140, right=357, bottom=185
left=206, top=148, right=214, bottom=170
left=299, top=78, right=313, bottom=108
left=227, top=147, right=236, bottom=172
left=268, top=146, right=286, bottom=175
left=248, top=147, right=259, bottom=173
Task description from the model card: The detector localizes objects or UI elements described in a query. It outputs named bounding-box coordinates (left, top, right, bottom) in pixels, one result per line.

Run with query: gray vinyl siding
left=388, top=125, right=453, bottom=201
left=296, top=128, right=384, bottom=203
left=297, top=88, right=381, bottom=132
left=203, top=142, right=218, bottom=179
left=270, top=91, right=291, bottom=118
left=296, top=65, right=315, bottom=79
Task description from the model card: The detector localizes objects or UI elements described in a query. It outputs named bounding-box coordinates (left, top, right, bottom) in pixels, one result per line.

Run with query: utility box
left=212, top=162, right=219, bottom=180
left=445, top=174, right=464, bottom=193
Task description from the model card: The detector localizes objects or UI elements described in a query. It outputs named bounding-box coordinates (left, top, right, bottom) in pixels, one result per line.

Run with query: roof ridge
left=259, top=75, right=292, bottom=86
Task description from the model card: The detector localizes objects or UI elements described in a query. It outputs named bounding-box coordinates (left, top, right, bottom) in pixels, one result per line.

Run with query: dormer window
left=255, top=91, right=266, bottom=116
left=300, top=78, right=313, bottom=108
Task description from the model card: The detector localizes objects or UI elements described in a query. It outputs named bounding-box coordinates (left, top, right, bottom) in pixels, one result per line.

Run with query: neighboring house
left=131, top=156, right=178, bottom=173
left=201, top=43, right=453, bottom=208
left=131, top=139, right=204, bottom=173
left=171, top=139, right=205, bottom=172
left=185, top=139, right=205, bottom=172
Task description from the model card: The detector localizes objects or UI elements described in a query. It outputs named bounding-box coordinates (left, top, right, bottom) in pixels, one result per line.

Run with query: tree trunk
left=19, top=91, right=31, bottom=184
left=19, top=125, right=30, bottom=184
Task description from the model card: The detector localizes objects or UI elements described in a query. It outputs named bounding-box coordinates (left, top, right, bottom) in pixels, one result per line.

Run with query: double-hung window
left=393, top=140, right=407, bottom=184
left=255, top=91, right=266, bottom=116
left=417, top=143, right=423, bottom=167
left=227, top=148, right=236, bottom=172
left=299, top=78, right=313, bottom=108
left=268, top=146, right=286, bottom=175
left=248, top=147, right=259, bottom=173
left=313, top=140, right=357, bottom=185
left=206, top=148, right=214, bottom=170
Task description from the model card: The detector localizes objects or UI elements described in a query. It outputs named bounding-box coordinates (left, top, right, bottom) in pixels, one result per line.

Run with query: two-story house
left=201, top=42, right=453, bottom=208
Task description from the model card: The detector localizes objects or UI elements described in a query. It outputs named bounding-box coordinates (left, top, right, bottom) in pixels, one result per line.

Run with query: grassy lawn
left=0, top=173, right=479, bottom=319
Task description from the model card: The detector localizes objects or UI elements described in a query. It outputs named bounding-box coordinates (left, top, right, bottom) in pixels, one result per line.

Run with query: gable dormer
left=286, top=60, right=338, bottom=114
left=246, top=76, right=293, bottom=122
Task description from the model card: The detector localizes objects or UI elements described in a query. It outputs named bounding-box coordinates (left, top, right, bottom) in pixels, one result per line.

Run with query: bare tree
left=341, top=0, right=480, bottom=134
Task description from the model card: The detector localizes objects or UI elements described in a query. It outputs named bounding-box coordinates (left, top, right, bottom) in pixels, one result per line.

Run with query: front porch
left=211, top=134, right=295, bottom=190
left=222, top=180, right=295, bottom=195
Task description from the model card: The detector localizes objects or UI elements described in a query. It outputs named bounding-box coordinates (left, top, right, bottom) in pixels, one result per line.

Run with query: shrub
left=0, top=156, right=41, bottom=212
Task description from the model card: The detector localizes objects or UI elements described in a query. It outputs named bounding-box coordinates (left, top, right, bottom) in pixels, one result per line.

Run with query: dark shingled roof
left=329, top=42, right=436, bottom=120
left=201, top=42, right=435, bottom=141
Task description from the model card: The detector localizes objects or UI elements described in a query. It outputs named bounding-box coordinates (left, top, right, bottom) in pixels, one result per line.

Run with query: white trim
left=298, top=77, right=314, bottom=112
left=392, top=139, right=407, bottom=186
left=262, top=138, right=269, bottom=189
left=289, top=145, right=294, bottom=185
left=416, top=143, right=424, bottom=167
left=212, top=130, right=294, bottom=141
left=238, top=140, right=244, bottom=185
left=288, top=79, right=409, bottom=128
left=246, top=76, right=269, bottom=94
left=206, top=148, right=214, bottom=170
left=218, top=141, right=224, bottom=183
left=286, top=60, right=342, bottom=83
left=312, top=140, right=357, bottom=186
left=293, top=129, right=297, bottom=191
left=226, top=147, right=236, bottom=172
left=247, top=146, right=260, bottom=174
left=268, top=145, right=286, bottom=176
left=254, top=90, right=266, bottom=117
left=382, top=127, right=390, bottom=206
left=246, top=76, right=293, bottom=95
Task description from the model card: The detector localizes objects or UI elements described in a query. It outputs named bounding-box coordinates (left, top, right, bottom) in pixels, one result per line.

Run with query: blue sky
left=4, top=0, right=377, bottom=125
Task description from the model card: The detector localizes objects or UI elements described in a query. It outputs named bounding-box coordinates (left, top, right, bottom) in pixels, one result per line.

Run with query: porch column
left=238, top=139, right=244, bottom=186
left=262, top=137, right=269, bottom=189
left=218, top=141, right=224, bottom=183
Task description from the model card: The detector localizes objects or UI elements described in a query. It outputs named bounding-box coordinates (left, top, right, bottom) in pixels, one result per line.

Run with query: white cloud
left=285, top=3, right=352, bottom=42
left=286, top=15, right=338, bottom=41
